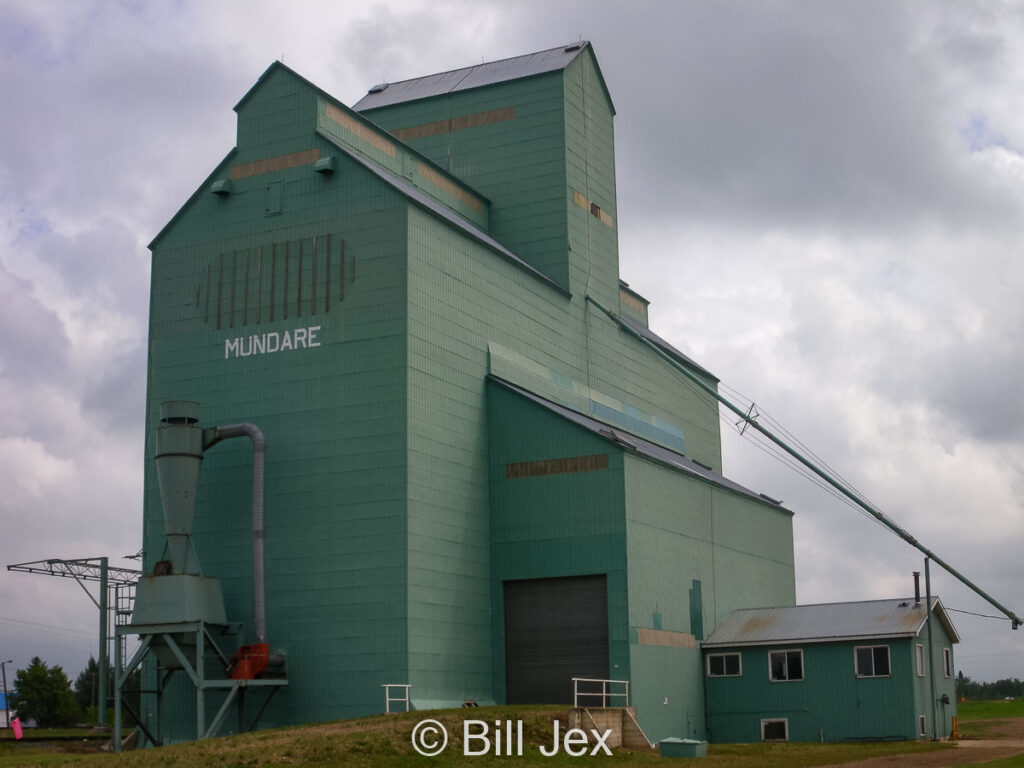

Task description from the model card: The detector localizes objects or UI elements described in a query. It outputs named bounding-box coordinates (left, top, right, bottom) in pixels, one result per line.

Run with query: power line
left=0, top=615, right=95, bottom=638
left=589, top=295, right=1023, bottom=630
left=946, top=607, right=1014, bottom=622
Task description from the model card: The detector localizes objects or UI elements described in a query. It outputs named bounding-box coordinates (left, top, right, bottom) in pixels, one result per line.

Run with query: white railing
left=572, top=677, right=629, bottom=708
left=381, top=683, right=411, bottom=713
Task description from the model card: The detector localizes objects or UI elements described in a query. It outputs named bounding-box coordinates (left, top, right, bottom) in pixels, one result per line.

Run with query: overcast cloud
left=1, top=0, right=1022, bottom=685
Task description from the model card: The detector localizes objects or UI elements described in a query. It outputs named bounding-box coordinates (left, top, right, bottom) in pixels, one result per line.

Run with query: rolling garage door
left=504, top=574, right=609, bottom=704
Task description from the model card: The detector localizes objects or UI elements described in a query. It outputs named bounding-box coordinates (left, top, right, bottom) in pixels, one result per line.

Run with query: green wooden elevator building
left=142, top=43, right=797, bottom=743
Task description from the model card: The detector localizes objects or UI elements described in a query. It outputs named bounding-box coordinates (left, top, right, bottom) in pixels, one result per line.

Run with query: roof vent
left=367, top=82, right=389, bottom=95
left=758, top=493, right=783, bottom=506
left=564, top=43, right=583, bottom=52
left=691, top=459, right=713, bottom=472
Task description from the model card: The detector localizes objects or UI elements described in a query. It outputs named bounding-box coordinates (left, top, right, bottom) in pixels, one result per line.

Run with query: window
left=943, top=648, right=952, bottom=678
left=707, top=653, right=742, bottom=677
left=916, top=644, right=926, bottom=677
left=855, top=645, right=891, bottom=677
left=919, top=715, right=927, bottom=737
left=769, top=650, right=803, bottom=681
left=761, top=719, right=789, bottom=742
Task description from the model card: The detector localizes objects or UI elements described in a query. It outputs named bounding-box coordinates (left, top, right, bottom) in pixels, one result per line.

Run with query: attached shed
left=703, top=598, right=959, bottom=743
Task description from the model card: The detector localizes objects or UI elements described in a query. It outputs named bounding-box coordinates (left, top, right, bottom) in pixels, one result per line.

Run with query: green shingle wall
left=623, top=455, right=795, bottom=742
left=486, top=381, right=630, bottom=705
left=360, top=50, right=618, bottom=302
left=146, top=73, right=416, bottom=737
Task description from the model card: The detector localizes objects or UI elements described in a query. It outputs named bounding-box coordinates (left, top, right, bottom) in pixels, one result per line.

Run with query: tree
left=8, top=657, right=81, bottom=727
left=74, top=656, right=100, bottom=713
left=72, top=655, right=141, bottom=726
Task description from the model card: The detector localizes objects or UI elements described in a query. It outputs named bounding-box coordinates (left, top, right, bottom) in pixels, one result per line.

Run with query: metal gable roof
left=490, top=376, right=791, bottom=512
left=702, top=597, right=960, bottom=648
left=353, top=43, right=591, bottom=110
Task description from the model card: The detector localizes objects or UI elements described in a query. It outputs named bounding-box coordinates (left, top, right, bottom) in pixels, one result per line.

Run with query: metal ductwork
left=202, top=423, right=267, bottom=645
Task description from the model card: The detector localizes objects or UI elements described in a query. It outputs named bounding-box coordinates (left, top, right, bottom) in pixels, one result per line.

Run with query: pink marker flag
left=11, top=717, right=22, bottom=739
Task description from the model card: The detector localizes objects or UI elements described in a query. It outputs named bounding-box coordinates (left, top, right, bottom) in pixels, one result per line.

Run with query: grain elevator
left=133, top=42, right=796, bottom=744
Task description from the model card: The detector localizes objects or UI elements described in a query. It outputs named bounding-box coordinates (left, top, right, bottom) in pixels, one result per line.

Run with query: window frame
left=916, top=644, right=926, bottom=677
left=918, top=715, right=927, bottom=737
left=706, top=652, right=742, bottom=678
left=768, top=649, right=804, bottom=682
left=943, top=648, right=952, bottom=678
left=854, top=644, right=892, bottom=678
left=761, top=718, right=789, bottom=742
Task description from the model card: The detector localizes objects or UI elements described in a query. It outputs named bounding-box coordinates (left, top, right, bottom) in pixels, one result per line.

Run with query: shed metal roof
left=354, top=42, right=594, bottom=111
left=490, top=376, right=790, bottom=512
left=702, top=598, right=960, bottom=648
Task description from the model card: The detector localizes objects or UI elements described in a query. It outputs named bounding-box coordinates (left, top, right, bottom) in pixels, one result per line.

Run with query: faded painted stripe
left=392, top=106, right=516, bottom=141
left=572, top=188, right=614, bottom=229
left=637, top=628, right=696, bottom=648
left=505, top=453, right=609, bottom=479
left=418, top=162, right=484, bottom=213
left=325, top=103, right=397, bottom=157
left=231, top=148, right=321, bottom=180
left=619, top=289, right=647, bottom=316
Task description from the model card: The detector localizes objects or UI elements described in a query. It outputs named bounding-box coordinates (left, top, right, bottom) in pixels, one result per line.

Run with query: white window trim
left=916, top=644, right=926, bottom=677
left=918, top=714, right=927, bottom=737
left=768, top=649, right=804, bottom=682
left=854, top=644, right=892, bottom=678
left=761, top=718, right=789, bottom=742
left=706, top=652, right=742, bottom=678
left=943, top=648, right=952, bottom=678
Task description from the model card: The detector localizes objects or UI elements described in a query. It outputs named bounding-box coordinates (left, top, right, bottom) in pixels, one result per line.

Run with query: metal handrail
left=572, top=677, right=629, bottom=708
left=381, top=683, right=411, bottom=713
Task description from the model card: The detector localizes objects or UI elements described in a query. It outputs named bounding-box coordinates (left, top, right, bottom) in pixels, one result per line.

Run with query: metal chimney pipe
left=203, top=423, right=267, bottom=645
left=913, top=571, right=921, bottom=606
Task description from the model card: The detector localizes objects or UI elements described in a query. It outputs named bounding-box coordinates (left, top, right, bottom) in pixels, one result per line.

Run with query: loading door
left=503, top=574, right=609, bottom=704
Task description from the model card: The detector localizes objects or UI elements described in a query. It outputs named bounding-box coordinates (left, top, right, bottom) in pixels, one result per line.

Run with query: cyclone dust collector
left=113, top=401, right=286, bottom=749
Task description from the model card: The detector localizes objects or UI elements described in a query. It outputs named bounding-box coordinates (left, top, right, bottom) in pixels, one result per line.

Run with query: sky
left=0, top=0, right=1023, bottom=688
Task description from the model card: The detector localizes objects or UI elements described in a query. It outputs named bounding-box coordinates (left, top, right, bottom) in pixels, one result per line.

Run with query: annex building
left=704, top=598, right=959, bottom=742
left=142, top=41, right=811, bottom=744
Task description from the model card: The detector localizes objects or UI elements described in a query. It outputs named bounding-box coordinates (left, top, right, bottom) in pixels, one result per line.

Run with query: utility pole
left=1, top=659, right=12, bottom=728
left=6, top=557, right=140, bottom=727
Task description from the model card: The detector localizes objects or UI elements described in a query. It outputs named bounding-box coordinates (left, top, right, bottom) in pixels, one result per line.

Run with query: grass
left=956, top=699, right=1024, bottom=741
left=959, top=700, right=1024, bottom=722
left=0, top=706, right=953, bottom=768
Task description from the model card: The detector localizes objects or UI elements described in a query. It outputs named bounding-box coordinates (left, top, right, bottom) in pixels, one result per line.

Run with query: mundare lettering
left=225, top=326, right=321, bottom=359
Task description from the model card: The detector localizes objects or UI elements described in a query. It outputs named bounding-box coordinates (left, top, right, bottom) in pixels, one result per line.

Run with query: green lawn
left=0, top=707, right=953, bottom=768
left=958, top=699, right=1024, bottom=722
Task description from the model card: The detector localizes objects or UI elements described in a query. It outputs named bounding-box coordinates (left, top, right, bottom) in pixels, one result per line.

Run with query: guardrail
left=382, top=683, right=411, bottom=713
left=572, top=677, right=629, bottom=708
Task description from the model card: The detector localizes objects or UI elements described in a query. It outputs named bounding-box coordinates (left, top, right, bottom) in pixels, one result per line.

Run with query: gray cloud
left=1, top=0, right=1023, bottom=684
left=0, top=262, right=68, bottom=383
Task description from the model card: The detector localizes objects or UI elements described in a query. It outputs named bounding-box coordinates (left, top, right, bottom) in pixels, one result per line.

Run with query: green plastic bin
left=659, top=738, right=707, bottom=758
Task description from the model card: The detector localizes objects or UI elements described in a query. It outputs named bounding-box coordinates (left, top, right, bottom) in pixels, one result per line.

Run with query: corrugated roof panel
left=354, top=43, right=588, bottom=110
left=703, top=598, right=959, bottom=647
